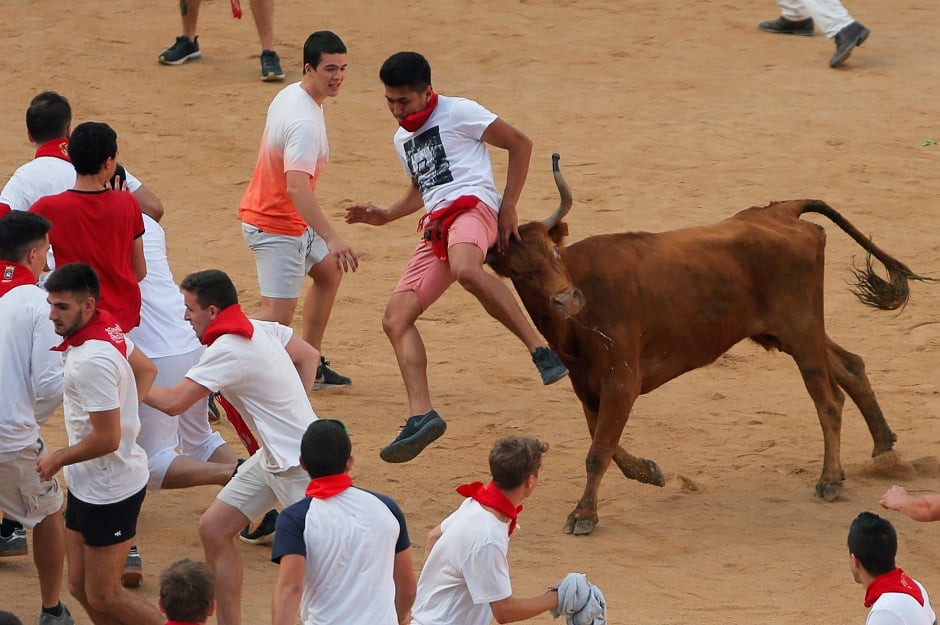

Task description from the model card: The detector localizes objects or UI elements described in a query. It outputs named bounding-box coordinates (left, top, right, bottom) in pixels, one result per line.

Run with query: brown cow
left=487, top=154, right=934, bottom=535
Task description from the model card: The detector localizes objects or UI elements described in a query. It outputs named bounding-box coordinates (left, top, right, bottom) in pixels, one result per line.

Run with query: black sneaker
left=532, top=346, right=568, bottom=385
left=0, top=526, right=27, bottom=557
left=158, top=36, right=202, bottom=65
left=314, top=356, right=351, bottom=390
left=829, top=21, right=870, bottom=68
left=239, top=509, right=278, bottom=545
left=121, top=545, right=142, bottom=588
left=758, top=16, right=815, bottom=36
left=260, top=49, right=285, bottom=82
left=380, top=410, right=447, bottom=463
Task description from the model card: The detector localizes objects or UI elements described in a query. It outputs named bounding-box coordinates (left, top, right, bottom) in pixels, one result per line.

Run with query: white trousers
left=776, top=0, right=854, bottom=38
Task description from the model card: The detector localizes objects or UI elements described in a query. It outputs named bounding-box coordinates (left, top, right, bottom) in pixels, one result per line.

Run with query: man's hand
left=497, top=203, right=521, bottom=253
left=36, top=449, right=64, bottom=481
left=323, top=234, right=359, bottom=273
left=345, top=202, right=390, bottom=226
left=880, top=485, right=912, bottom=511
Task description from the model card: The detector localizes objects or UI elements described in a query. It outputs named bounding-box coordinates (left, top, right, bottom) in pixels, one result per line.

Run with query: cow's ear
left=549, top=222, right=568, bottom=244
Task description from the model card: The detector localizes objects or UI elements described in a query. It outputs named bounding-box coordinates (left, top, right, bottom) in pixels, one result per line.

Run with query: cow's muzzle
left=553, top=287, right=584, bottom=316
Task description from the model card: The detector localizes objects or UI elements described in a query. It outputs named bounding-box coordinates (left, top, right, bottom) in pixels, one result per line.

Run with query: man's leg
left=199, top=500, right=251, bottom=625
left=180, top=0, right=203, bottom=41
left=303, top=256, right=343, bottom=352
left=382, top=291, right=432, bottom=417
left=80, top=538, right=162, bottom=625
left=255, top=296, right=297, bottom=326
left=247, top=0, right=275, bottom=50
left=33, top=512, right=66, bottom=610
left=66, top=529, right=109, bottom=625
left=161, top=455, right=238, bottom=489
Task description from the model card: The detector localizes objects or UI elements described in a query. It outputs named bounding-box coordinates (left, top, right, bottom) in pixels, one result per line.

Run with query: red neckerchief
left=400, top=91, right=439, bottom=132
left=52, top=309, right=127, bottom=358
left=214, top=394, right=260, bottom=455
left=305, top=474, right=353, bottom=499
left=456, top=480, right=522, bottom=536
left=200, top=304, right=254, bottom=346
left=865, top=568, right=924, bottom=608
left=0, top=262, right=36, bottom=297
left=417, top=195, right=480, bottom=261
left=34, top=138, right=70, bottom=162
left=230, top=0, right=242, bottom=18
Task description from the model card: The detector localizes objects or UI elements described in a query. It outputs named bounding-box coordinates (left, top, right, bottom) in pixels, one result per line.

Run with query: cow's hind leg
left=788, top=342, right=847, bottom=501
left=827, top=337, right=897, bottom=456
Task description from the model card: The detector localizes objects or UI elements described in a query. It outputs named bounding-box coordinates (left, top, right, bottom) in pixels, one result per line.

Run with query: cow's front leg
left=565, top=383, right=636, bottom=535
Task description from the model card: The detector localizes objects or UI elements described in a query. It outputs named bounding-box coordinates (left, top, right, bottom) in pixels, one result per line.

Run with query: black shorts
left=65, top=487, right=146, bottom=547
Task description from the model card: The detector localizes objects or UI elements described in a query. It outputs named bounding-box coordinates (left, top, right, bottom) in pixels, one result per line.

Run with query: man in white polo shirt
left=38, top=262, right=162, bottom=625
left=145, top=269, right=319, bottom=625
left=0, top=212, right=72, bottom=625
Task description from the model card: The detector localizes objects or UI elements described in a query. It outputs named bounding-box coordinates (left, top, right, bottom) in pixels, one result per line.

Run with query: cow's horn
left=542, top=153, right=573, bottom=230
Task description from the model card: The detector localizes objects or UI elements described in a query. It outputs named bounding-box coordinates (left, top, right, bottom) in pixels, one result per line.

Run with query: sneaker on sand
left=0, top=526, right=27, bottom=557
left=121, top=545, right=143, bottom=588
left=532, top=346, right=568, bottom=385
left=40, top=603, right=74, bottom=625
left=158, top=36, right=202, bottom=65
left=239, top=509, right=278, bottom=545
left=313, top=356, right=351, bottom=390
left=260, top=49, right=285, bottom=82
left=380, top=410, right=447, bottom=463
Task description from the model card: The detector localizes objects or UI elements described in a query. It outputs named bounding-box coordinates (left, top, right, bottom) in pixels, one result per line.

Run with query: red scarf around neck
left=52, top=309, right=127, bottom=358
left=865, top=568, right=924, bottom=608
left=200, top=304, right=254, bottom=346
left=0, top=262, right=36, bottom=297
left=34, top=137, right=70, bottom=162
left=400, top=91, right=439, bottom=132
left=456, top=480, right=522, bottom=536
left=305, top=473, right=353, bottom=499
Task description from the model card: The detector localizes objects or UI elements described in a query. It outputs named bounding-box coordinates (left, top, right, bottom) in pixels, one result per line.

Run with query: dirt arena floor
left=2, top=0, right=939, bottom=623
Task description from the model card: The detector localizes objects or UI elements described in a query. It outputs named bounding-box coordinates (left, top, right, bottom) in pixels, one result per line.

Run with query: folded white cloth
left=550, top=572, right=607, bottom=625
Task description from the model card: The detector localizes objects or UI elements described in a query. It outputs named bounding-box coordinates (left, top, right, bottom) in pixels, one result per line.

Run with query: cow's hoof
left=816, top=480, right=843, bottom=502
left=563, top=514, right=596, bottom=535
left=648, top=461, right=666, bottom=487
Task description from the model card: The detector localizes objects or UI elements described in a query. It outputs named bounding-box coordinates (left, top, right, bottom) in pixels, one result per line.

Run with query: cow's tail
left=800, top=199, right=937, bottom=311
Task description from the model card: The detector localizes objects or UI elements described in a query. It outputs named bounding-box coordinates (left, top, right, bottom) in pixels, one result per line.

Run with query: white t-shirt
left=185, top=319, right=316, bottom=472
left=128, top=214, right=201, bottom=358
left=62, top=336, right=149, bottom=504
left=0, top=155, right=142, bottom=212
left=411, top=498, right=512, bottom=625
left=393, top=95, right=501, bottom=215
left=868, top=581, right=937, bottom=625
left=0, top=279, right=64, bottom=453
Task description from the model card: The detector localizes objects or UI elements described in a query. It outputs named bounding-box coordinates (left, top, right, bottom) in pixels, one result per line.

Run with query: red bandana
left=52, top=309, right=127, bottom=358
left=305, top=473, right=353, bottom=499
left=399, top=91, right=439, bottom=132
left=865, top=568, right=924, bottom=608
left=456, top=480, right=522, bottom=536
left=34, top=138, right=70, bottom=162
left=200, top=304, right=254, bottom=346
left=230, top=0, right=243, bottom=18
left=0, top=262, right=36, bottom=297
left=214, top=394, right=260, bottom=455
left=417, top=195, right=480, bottom=261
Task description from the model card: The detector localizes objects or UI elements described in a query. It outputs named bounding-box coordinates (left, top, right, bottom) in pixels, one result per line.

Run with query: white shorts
left=137, top=348, right=227, bottom=492
left=241, top=222, right=329, bottom=299
left=216, top=453, right=308, bottom=521
left=0, top=439, right=64, bottom=528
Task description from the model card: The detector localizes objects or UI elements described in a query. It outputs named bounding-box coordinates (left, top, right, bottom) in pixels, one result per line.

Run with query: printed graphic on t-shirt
left=404, top=126, right=453, bottom=193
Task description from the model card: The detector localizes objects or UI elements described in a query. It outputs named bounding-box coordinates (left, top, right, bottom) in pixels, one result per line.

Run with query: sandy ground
left=2, top=0, right=939, bottom=623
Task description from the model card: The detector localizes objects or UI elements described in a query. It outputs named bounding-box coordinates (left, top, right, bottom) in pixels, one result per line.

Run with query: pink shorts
left=394, top=202, right=499, bottom=311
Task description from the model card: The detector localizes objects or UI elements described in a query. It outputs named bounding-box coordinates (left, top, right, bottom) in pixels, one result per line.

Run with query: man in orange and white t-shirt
left=238, top=30, right=356, bottom=390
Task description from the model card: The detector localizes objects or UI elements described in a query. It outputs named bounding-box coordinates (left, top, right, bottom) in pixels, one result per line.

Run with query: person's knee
left=309, top=257, right=343, bottom=289
left=84, top=584, right=118, bottom=615
left=67, top=577, right=86, bottom=605
left=453, top=263, right=486, bottom=294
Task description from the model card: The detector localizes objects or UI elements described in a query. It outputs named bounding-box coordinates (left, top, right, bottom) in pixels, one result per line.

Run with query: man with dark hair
left=157, top=0, right=284, bottom=82
left=239, top=30, right=356, bottom=392
left=39, top=262, right=162, bottom=625
left=144, top=268, right=319, bottom=625
left=30, top=121, right=147, bottom=333
left=345, top=51, right=567, bottom=463
left=411, top=436, right=559, bottom=625
left=847, top=512, right=936, bottom=625
left=271, top=420, right=416, bottom=625
left=0, top=212, right=73, bottom=625
left=159, top=559, right=215, bottom=625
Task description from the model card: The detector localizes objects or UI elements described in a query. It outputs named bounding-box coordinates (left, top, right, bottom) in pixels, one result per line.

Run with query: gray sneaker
left=532, top=346, right=568, bottom=385
left=260, top=49, right=285, bottom=82
left=40, top=603, right=74, bottom=625
left=380, top=410, right=447, bottom=463
left=0, top=527, right=27, bottom=557
left=158, top=36, right=202, bottom=65
left=121, top=545, right=142, bottom=588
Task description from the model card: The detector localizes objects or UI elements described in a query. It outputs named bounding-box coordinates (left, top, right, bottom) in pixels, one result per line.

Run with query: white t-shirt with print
left=184, top=319, right=316, bottom=472
left=411, top=498, right=512, bottom=625
left=62, top=337, right=149, bottom=504
left=393, top=95, right=501, bottom=215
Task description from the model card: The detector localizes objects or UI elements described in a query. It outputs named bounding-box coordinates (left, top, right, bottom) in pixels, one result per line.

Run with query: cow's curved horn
left=542, top=153, right=573, bottom=230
